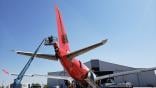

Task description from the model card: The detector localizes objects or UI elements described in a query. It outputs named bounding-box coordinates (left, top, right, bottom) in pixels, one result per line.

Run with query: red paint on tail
left=54, top=6, right=89, bottom=81
left=55, top=6, right=70, bottom=53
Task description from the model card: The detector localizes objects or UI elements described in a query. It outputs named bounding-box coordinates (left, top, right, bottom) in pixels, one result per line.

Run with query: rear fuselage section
left=57, top=46, right=89, bottom=81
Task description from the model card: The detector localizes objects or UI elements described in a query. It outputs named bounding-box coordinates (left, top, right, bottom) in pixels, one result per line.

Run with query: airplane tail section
left=66, top=39, right=107, bottom=60
left=55, top=6, right=70, bottom=52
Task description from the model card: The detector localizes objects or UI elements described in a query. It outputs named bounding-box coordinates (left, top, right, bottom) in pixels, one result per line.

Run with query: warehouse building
left=47, top=59, right=156, bottom=87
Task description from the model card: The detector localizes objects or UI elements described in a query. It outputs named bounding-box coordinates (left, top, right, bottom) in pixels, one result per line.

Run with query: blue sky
left=0, top=0, right=156, bottom=85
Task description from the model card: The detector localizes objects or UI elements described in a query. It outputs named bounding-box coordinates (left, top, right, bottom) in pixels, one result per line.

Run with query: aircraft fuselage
left=54, top=42, right=90, bottom=81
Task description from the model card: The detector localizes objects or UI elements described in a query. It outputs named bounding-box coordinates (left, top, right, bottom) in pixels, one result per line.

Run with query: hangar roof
left=85, top=59, right=136, bottom=71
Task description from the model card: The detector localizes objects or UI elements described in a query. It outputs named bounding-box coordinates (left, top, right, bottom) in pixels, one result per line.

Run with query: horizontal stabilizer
left=66, top=39, right=107, bottom=60
left=95, top=67, right=156, bottom=81
left=16, top=51, right=58, bottom=61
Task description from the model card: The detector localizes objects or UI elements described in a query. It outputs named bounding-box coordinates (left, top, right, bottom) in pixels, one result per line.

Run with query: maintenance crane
left=12, top=39, right=46, bottom=88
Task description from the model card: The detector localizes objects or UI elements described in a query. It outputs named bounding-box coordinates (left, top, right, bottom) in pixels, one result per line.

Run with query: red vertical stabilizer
left=55, top=6, right=70, bottom=53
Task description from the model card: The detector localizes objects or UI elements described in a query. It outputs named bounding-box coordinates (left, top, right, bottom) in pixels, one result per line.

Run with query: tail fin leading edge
left=55, top=6, right=70, bottom=52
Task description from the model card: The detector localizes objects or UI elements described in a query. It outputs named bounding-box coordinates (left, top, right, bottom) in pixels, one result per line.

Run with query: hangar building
left=47, top=59, right=156, bottom=87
